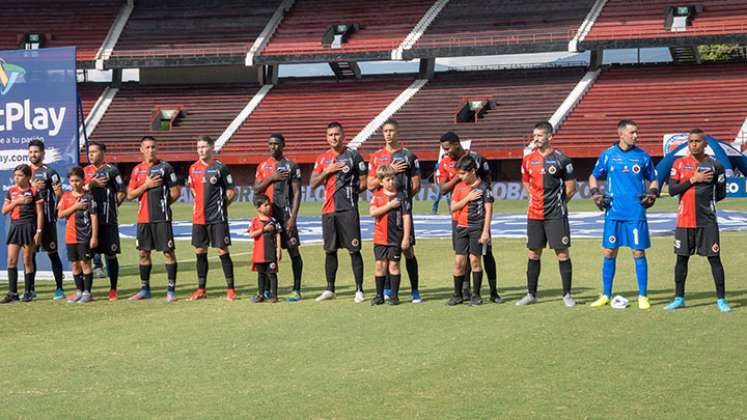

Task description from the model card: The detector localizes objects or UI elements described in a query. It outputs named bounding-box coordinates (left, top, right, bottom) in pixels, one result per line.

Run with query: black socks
left=49, top=252, right=64, bottom=290
left=108, top=257, right=119, bottom=290
left=139, top=264, right=152, bottom=290
left=165, top=263, right=177, bottom=293
left=196, top=253, right=208, bottom=289
left=527, top=259, right=541, bottom=297
left=7, top=268, right=18, bottom=294
left=290, top=254, right=303, bottom=291
left=472, top=270, right=483, bottom=296
left=351, top=252, right=364, bottom=292
left=405, top=256, right=419, bottom=291
left=708, top=255, right=726, bottom=299
left=220, top=254, right=235, bottom=289
left=675, top=255, right=689, bottom=298
left=325, top=252, right=338, bottom=292
left=559, top=259, right=572, bottom=296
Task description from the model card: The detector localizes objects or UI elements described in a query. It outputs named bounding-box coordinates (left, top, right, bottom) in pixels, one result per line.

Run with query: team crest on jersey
left=352, top=238, right=360, bottom=247
left=167, top=240, right=174, bottom=248
left=111, top=243, right=118, bottom=252
left=209, top=176, right=218, bottom=185
left=712, top=243, right=720, bottom=253
left=269, top=262, right=277, bottom=270
left=342, top=165, right=350, bottom=173
left=561, top=236, right=569, bottom=245
left=288, top=237, right=298, bottom=246
left=608, top=235, right=616, bottom=244
left=224, top=236, right=230, bottom=245
left=632, top=164, right=641, bottom=174
left=548, top=166, right=557, bottom=175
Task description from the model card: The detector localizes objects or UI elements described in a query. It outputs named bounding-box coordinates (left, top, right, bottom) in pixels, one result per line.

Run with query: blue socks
left=634, top=255, right=648, bottom=297
left=602, top=256, right=616, bottom=296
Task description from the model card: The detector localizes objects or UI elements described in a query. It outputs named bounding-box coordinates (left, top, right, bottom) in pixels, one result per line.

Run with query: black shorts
left=322, top=210, right=361, bottom=252
left=453, top=227, right=485, bottom=256
left=674, top=226, right=720, bottom=257
left=275, top=216, right=301, bottom=249
left=40, top=221, right=58, bottom=252
left=136, top=222, right=175, bottom=252
left=526, top=218, right=571, bottom=250
left=252, top=261, right=278, bottom=274
left=93, top=223, right=121, bottom=256
left=6, top=223, right=35, bottom=246
left=192, top=223, right=231, bottom=249
left=374, top=244, right=401, bottom=261
left=66, top=243, right=92, bottom=262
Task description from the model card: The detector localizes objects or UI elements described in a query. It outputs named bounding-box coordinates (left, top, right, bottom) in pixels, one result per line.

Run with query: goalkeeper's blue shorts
left=602, top=219, right=650, bottom=250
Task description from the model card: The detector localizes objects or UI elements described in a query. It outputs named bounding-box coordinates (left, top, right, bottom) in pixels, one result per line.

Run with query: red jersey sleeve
left=670, top=159, right=683, bottom=182
left=312, top=154, right=325, bottom=175
left=437, top=159, right=450, bottom=185
left=255, top=161, right=268, bottom=182
left=128, top=165, right=143, bottom=190
left=32, top=188, right=43, bottom=204
left=367, top=153, right=378, bottom=181
left=521, top=156, right=530, bottom=184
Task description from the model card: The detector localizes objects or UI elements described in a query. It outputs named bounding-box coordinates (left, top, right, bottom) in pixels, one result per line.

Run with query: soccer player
left=28, top=139, right=65, bottom=300
left=369, top=165, right=412, bottom=306
left=437, top=131, right=501, bottom=303
left=83, top=141, right=126, bottom=301
left=367, top=119, right=421, bottom=303
left=518, top=121, right=577, bottom=307
left=248, top=194, right=282, bottom=303
left=58, top=167, right=98, bottom=304
left=254, top=133, right=303, bottom=302
left=665, top=129, right=731, bottom=312
left=589, top=120, right=659, bottom=309
left=448, top=155, right=494, bottom=306
left=310, top=122, right=368, bottom=303
left=187, top=136, right=237, bottom=301
left=1, top=164, right=43, bottom=304
left=126, top=136, right=181, bottom=302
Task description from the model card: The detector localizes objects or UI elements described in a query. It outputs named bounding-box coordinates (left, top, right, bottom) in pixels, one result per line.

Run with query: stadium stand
left=222, top=76, right=414, bottom=163
left=363, top=67, right=585, bottom=160
left=78, top=83, right=107, bottom=119
left=259, top=0, right=434, bottom=62
left=108, top=0, right=281, bottom=66
left=0, top=0, right=121, bottom=63
left=88, top=83, right=261, bottom=162
left=408, top=0, right=596, bottom=58
left=553, top=63, right=747, bottom=157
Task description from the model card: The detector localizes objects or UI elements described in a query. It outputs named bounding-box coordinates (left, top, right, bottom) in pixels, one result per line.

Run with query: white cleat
left=94, top=267, right=107, bottom=279
left=562, top=293, right=576, bottom=307
left=354, top=291, right=365, bottom=303
left=315, top=290, right=336, bottom=302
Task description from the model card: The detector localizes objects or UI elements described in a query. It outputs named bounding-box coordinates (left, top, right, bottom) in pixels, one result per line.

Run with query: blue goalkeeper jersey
left=592, top=145, right=657, bottom=221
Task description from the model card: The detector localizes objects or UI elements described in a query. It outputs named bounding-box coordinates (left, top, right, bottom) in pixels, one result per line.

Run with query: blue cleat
left=383, top=289, right=391, bottom=301
left=263, top=290, right=271, bottom=299
left=717, top=298, right=732, bottom=313
left=664, top=297, right=686, bottom=311
left=166, top=290, right=177, bottom=302
left=53, top=288, right=66, bottom=301
left=128, top=289, right=152, bottom=301
left=411, top=290, right=422, bottom=304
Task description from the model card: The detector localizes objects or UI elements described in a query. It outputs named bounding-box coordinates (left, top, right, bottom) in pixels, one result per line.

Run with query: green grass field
left=2, top=199, right=746, bottom=418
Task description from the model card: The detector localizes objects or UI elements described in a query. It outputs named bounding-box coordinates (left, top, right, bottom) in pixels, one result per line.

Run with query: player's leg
left=41, top=223, right=63, bottom=295
left=555, top=248, right=575, bottom=307
left=79, top=255, right=94, bottom=304
left=547, top=217, right=574, bottom=306
left=666, top=228, right=691, bottom=310
left=190, top=224, right=209, bottom=300
left=518, top=248, right=542, bottom=306
left=2, top=243, right=21, bottom=303
left=627, top=220, right=651, bottom=308
left=250, top=263, right=267, bottom=303
left=316, top=214, right=338, bottom=301
left=468, top=231, right=484, bottom=305
left=98, top=223, right=122, bottom=300
left=216, top=246, right=236, bottom=301
left=21, top=244, right=36, bottom=302
left=266, top=261, right=279, bottom=303
left=592, top=219, right=621, bottom=307
left=403, top=215, right=420, bottom=302
left=93, top=253, right=106, bottom=279
left=130, top=223, right=153, bottom=300
left=338, top=211, right=364, bottom=302
left=448, top=229, right=469, bottom=306
left=159, top=222, right=178, bottom=302
left=701, top=226, right=730, bottom=311
left=66, top=260, right=83, bottom=303
left=482, top=245, right=499, bottom=302
left=283, top=223, right=303, bottom=301
left=106, top=255, right=120, bottom=301
left=372, top=255, right=387, bottom=306
left=388, top=258, right=401, bottom=305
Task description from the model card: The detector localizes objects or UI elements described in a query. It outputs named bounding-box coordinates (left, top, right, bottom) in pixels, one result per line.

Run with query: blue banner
left=0, top=47, right=78, bottom=280
left=726, top=177, right=747, bottom=198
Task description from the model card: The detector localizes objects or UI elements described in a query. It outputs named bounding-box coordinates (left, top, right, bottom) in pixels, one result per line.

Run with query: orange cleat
left=226, top=288, right=237, bottom=301
left=108, top=289, right=118, bottom=302
left=188, top=288, right=207, bottom=301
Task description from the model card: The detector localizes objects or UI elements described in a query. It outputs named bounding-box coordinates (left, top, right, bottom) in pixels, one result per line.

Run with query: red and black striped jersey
left=249, top=216, right=281, bottom=264
left=30, top=164, right=61, bottom=223
left=451, top=180, right=494, bottom=230
left=84, top=163, right=125, bottom=225
left=128, top=161, right=178, bottom=224
left=312, top=148, right=367, bottom=215
left=371, top=189, right=410, bottom=246
left=670, top=155, right=726, bottom=228
left=521, top=149, right=575, bottom=220
left=255, top=156, right=301, bottom=220
left=4, top=186, right=42, bottom=225
left=437, top=151, right=490, bottom=186
left=188, top=160, right=234, bottom=225
left=59, top=192, right=96, bottom=245
left=368, top=147, right=420, bottom=202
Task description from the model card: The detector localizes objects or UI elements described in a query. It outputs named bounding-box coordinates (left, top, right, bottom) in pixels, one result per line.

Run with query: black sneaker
left=0, top=293, right=19, bottom=304
left=250, top=295, right=265, bottom=303
left=470, top=295, right=483, bottom=306
left=370, top=296, right=385, bottom=306
left=21, top=291, right=33, bottom=303
left=447, top=295, right=464, bottom=306
left=489, top=293, right=503, bottom=304
left=388, top=296, right=400, bottom=306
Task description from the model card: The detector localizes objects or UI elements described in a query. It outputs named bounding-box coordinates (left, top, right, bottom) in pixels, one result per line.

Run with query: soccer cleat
left=268, top=296, right=278, bottom=304
left=638, top=296, right=651, bottom=310
left=470, top=295, right=483, bottom=306
left=67, top=291, right=82, bottom=304
left=286, top=290, right=301, bottom=302
left=21, top=291, right=33, bottom=303
left=664, top=297, right=686, bottom=311
left=562, top=293, right=576, bottom=308
left=515, top=293, right=537, bottom=306
left=411, top=290, right=422, bottom=304
left=370, top=296, right=385, bottom=306
left=717, top=298, right=732, bottom=313
left=590, top=295, right=610, bottom=308
left=226, top=288, right=237, bottom=302
left=108, top=289, right=118, bottom=302
left=188, top=288, right=208, bottom=301
left=94, top=267, right=107, bottom=279
left=263, top=290, right=272, bottom=299
left=315, top=290, right=336, bottom=302
left=489, top=293, right=503, bottom=304
left=166, top=291, right=177, bottom=303
left=0, top=293, right=19, bottom=304
left=77, top=292, right=93, bottom=304
left=53, top=288, right=66, bottom=301
left=354, top=291, right=365, bottom=304
left=250, top=294, right=265, bottom=304
left=388, top=296, right=400, bottom=306
left=447, top=295, right=464, bottom=306
left=383, top=289, right=391, bottom=301
left=128, top=289, right=152, bottom=301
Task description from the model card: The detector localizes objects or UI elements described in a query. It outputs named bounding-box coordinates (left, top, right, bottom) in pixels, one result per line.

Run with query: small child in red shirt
left=248, top=194, right=282, bottom=303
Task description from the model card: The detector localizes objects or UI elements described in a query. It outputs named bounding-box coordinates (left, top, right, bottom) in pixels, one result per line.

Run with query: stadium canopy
left=656, top=135, right=747, bottom=186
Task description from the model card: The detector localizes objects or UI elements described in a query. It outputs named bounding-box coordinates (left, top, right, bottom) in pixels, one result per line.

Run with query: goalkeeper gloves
left=640, top=187, right=659, bottom=209
left=590, top=187, right=611, bottom=211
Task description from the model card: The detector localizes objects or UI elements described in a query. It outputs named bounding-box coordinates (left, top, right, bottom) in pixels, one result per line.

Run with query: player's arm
left=275, top=231, right=282, bottom=262
left=254, top=169, right=287, bottom=194
left=111, top=167, right=127, bottom=205
left=1, top=192, right=21, bottom=214
left=439, top=174, right=461, bottom=194
left=168, top=185, right=180, bottom=204
left=127, top=175, right=156, bottom=200
left=248, top=228, right=263, bottom=239
left=480, top=201, right=493, bottom=244
left=51, top=171, right=63, bottom=200
left=358, top=174, right=367, bottom=193
left=34, top=200, right=43, bottom=245
left=411, top=174, right=421, bottom=195
left=367, top=159, right=380, bottom=191
left=289, top=178, right=301, bottom=225
left=402, top=212, right=412, bottom=250
left=715, top=164, right=727, bottom=202
left=564, top=179, right=577, bottom=202
left=668, top=172, right=692, bottom=196
left=90, top=212, right=99, bottom=249
left=450, top=189, right=481, bottom=212
left=369, top=198, right=400, bottom=217
left=310, top=161, right=341, bottom=189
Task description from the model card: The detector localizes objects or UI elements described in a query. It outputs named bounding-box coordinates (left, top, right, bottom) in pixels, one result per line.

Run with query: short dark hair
left=382, top=118, right=399, bottom=129
left=196, top=135, right=214, bottom=146
left=456, top=155, right=477, bottom=172
left=533, top=121, right=554, bottom=135
left=617, top=119, right=637, bottom=131
left=327, top=122, right=344, bottom=131
left=28, top=139, right=45, bottom=151
left=14, top=164, right=31, bottom=177
left=269, top=133, right=285, bottom=144
left=67, top=166, right=84, bottom=179
left=440, top=131, right=460, bottom=144
left=141, top=136, right=157, bottom=143
left=689, top=128, right=705, bottom=137
left=89, top=141, right=106, bottom=151
left=253, top=193, right=270, bottom=207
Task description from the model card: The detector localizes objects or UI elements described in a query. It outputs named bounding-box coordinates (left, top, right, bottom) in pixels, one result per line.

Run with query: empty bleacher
left=363, top=67, right=585, bottom=160
left=89, top=83, right=261, bottom=161
left=553, top=63, right=747, bottom=157
left=0, top=0, right=121, bottom=62
left=585, top=0, right=747, bottom=41
left=222, top=76, right=414, bottom=163
left=110, top=0, right=281, bottom=60
left=77, top=83, right=107, bottom=119
left=260, top=0, right=433, bottom=59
